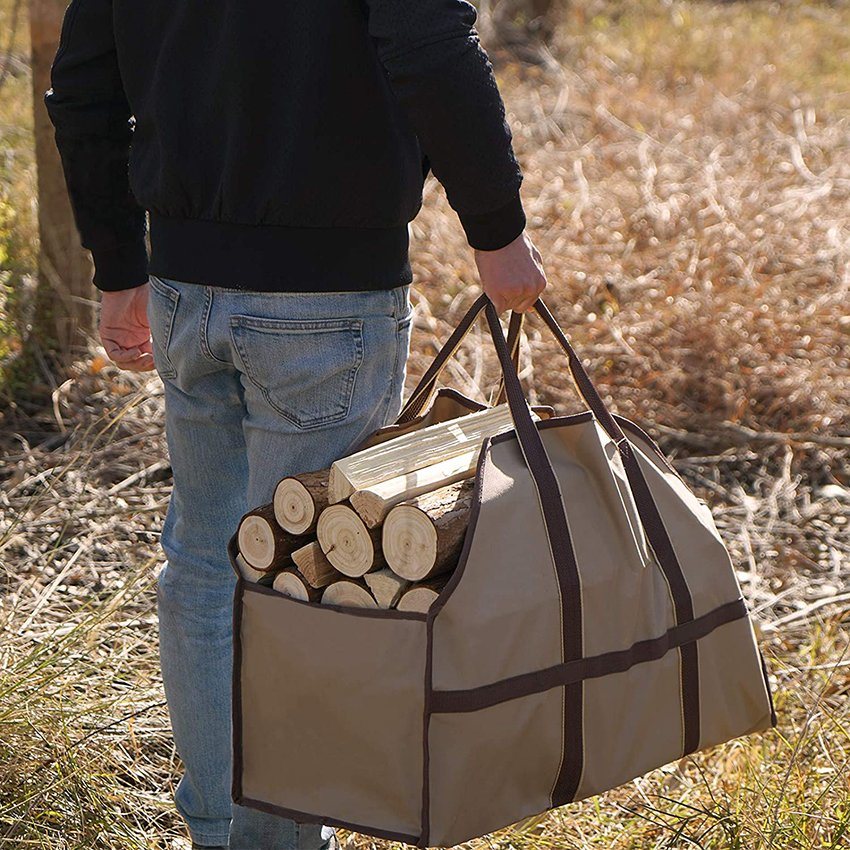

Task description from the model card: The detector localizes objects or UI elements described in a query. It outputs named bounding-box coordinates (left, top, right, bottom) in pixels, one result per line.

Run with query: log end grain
left=235, top=552, right=265, bottom=583
left=396, top=585, right=442, bottom=613
left=317, top=504, right=380, bottom=577
left=321, top=579, right=378, bottom=609
left=382, top=504, right=437, bottom=581
left=272, top=570, right=320, bottom=602
left=273, top=478, right=315, bottom=535
left=237, top=511, right=278, bottom=570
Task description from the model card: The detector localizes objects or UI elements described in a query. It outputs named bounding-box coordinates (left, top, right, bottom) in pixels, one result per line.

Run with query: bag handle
left=396, top=295, right=522, bottom=424
left=480, top=300, right=695, bottom=633
left=399, top=293, right=629, bottom=449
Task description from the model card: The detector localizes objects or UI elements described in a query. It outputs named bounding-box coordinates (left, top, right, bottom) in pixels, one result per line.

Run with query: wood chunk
left=317, top=504, right=385, bottom=577
left=274, top=469, right=330, bottom=535
left=396, top=577, right=449, bottom=613
left=237, top=505, right=302, bottom=570
left=349, top=451, right=477, bottom=528
left=382, top=480, right=474, bottom=581
left=321, top=579, right=378, bottom=609
left=328, top=403, right=516, bottom=503
left=364, top=569, right=411, bottom=609
left=272, top=569, right=322, bottom=602
left=235, top=552, right=265, bottom=583
left=290, top=541, right=339, bottom=588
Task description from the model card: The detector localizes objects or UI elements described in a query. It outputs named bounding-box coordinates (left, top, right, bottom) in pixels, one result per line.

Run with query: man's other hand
left=100, top=284, right=155, bottom=372
left=474, top=231, right=547, bottom=314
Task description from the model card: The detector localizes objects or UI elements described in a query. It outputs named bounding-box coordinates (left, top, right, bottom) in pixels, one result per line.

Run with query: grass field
left=1, top=1, right=848, bottom=848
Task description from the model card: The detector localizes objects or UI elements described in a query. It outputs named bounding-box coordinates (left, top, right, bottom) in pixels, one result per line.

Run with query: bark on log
left=382, top=480, right=474, bottom=581
left=237, top=505, right=302, bottom=570
left=272, top=569, right=322, bottom=602
left=273, top=469, right=330, bottom=535
left=349, top=451, right=477, bottom=528
left=396, top=577, right=449, bottom=613
left=328, top=403, right=515, bottom=503
left=321, top=579, right=378, bottom=609
left=364, top=568, right=411, bottom=609
left=290, top=541, right=339, bottom=588
left=317, top=504, right=385, bottom=577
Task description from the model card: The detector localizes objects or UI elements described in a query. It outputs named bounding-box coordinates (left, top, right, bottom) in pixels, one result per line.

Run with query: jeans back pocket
left=230, top=316, right=365, bottom=430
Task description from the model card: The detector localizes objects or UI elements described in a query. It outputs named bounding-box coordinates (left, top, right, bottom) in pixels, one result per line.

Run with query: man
left=45, top=1, right=547, bottom=847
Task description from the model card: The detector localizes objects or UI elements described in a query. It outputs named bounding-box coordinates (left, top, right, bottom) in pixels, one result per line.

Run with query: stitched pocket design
left=231, top=316, right=365, bottom=429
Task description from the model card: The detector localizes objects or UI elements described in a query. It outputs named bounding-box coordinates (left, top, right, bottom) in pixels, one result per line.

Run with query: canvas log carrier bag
left=229, top=296, right=777, bottom=848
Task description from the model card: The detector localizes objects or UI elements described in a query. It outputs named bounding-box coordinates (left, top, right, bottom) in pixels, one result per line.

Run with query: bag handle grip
left=396, top=296, right=522, bottom=424
left=481, top=299, right=695, bottom=633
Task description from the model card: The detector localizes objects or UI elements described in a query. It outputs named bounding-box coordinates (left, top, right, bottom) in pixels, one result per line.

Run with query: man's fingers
left=115, top=353, right=156, bottom=372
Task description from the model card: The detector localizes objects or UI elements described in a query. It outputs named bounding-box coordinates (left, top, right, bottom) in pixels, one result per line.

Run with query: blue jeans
left=147, top=277, right=412, bottom=848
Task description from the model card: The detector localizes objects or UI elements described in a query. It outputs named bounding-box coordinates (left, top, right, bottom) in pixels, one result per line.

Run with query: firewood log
left=321, top=579, right=378, bottom=609
left=349, top=451, right=477, bottom=528
left=235, top=552, right=265, bottom=583
left=364, top=568, right=411, bottom=609
left=328, top=403, right=515, bottom=503
left=237, top=505, right=302, bottom=571
left=396, top=577, right=449, bottom=613
left=273, top=469, right=330, bottom=535
left=382, top=480, right=474, bottom=581
left=317, top=504, right=385, bottom=577
left=290, top=541, right=339, bottom=588
left=272, top=569, right=322, bottom=602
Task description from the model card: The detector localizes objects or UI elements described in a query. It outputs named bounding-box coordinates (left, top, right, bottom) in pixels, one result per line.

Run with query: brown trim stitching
left=430, top=598, right=746, bottom=714
left=240, top=580, right=428, bottom=621
left=234, top=795, right=422, bottom=846
left=231, top=539, right=245, bottom=803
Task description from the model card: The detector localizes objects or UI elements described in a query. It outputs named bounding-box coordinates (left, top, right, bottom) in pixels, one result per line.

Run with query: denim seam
left=230, top=319, right=364, bottom=430
left=148, top=275, right=180, bottom=378
left=199, top=287, right=230, bottom=365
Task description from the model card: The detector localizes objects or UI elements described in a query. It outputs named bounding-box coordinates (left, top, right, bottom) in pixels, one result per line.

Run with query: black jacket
left=45, top=0, right=527, bottom=293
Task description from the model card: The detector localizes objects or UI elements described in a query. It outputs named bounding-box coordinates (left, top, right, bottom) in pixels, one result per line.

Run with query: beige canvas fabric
left=232, top=296, right=777, bottom=848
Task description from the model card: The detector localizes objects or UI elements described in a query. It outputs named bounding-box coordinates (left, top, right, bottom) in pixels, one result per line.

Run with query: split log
left=321, top=579, right=378, bottom=609
left=317, top=504, right=385, bottom=577
left=235, top=552, right=265, bottom=583
left=382, top=480, right=474, bottom=581
left=237, top=505, right=302, bottom=571
left=290, top=541, right=339, bottom=588
left=273, top=469, right=330, bottom=535
left=273, top=569, right=322, bottom=602
left=349, top=451, right=477, bottom=528
left=364, top=568, right=411, bottom=609
left=328, top=403, right=515, bottom=503
left=396, top=577, right=449, bottom=613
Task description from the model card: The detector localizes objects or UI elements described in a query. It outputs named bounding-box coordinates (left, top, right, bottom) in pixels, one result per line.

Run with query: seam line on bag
left=430, top=597, right=747, bottom=714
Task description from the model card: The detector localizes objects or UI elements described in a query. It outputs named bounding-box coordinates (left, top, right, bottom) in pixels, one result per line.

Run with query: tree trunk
left=28, top=0, right=96, bottom=367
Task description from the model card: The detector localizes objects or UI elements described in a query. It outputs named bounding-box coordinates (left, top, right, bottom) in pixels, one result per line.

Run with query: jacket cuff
left=92, top=240, right=150, bottom=291
left=458, top=192, right=527, bottom=251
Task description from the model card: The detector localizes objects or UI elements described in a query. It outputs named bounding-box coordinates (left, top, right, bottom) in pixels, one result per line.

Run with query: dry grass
left=1, top=1, right=849, bottom=848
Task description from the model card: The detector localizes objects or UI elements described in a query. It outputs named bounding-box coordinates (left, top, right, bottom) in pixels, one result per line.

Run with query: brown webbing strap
left=397, top=298, right=523, bottom=424
left=483, top=302, right=585, bottom=805
left=531, top=298, right=700, bottom=754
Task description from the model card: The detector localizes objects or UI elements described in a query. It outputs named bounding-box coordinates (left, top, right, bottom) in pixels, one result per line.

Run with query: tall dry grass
left=2, top=1, right=849, bottom=848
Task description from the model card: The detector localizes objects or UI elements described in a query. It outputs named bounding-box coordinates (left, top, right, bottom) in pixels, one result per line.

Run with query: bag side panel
left=427, top=690, right=563, bottom=847
left=574, top=645, right=684, bottom=800
left=431, top=435, right=565, bottom=691
left=237, top=589, right=426, bottom=838
left=619, top=427, right=745, bottom=618
left=696, top=615, right=777, bottom=748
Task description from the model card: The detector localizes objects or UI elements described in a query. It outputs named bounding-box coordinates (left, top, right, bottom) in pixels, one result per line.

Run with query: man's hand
left=99, top=284, right=155, bottom=372
left=474, top=231, right=547, bottom=314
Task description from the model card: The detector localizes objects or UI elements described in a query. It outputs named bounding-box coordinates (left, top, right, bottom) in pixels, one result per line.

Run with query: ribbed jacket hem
left=148, top=213, right=413, bottom=292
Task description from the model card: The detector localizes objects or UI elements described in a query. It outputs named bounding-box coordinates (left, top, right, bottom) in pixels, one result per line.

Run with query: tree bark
left=28, top=0, right=96, bottom=367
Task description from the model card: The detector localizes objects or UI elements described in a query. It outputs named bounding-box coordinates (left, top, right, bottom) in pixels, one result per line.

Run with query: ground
left=0, top=2, right=848, bottom=848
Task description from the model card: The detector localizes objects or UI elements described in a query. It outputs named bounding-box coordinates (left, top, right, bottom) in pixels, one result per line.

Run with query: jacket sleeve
left=44, top=0, right=148, bottom=292
left=364, top=0, right=527, bottom=251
